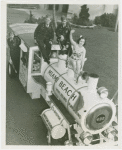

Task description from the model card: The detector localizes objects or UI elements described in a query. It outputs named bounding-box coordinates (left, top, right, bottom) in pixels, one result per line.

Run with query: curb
left=69, top=22, right=97, bottom=29
left=57, top=20, right=96, bottom=29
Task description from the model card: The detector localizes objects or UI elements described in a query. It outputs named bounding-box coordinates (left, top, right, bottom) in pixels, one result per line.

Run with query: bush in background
left=70, top=5, right=93, bottom=26
left=77, top=19, right=93, bottom=26
left=71, top=13, right=79, bottom=24
left=94, top=13, right=117, bottom=28
left=94, top=16, right=101, bottom=25
left=24, top=11, right=38, bottom=23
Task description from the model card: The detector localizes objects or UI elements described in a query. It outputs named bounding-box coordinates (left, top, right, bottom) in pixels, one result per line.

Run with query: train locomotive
left=8, top=23, right=118, bottom=146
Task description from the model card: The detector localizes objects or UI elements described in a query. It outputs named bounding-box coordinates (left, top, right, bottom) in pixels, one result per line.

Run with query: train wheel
left=8, top=63, right=16, bottom=78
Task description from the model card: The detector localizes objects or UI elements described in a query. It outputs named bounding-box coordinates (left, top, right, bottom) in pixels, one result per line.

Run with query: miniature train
left=8, top=23, right=118, bottom=146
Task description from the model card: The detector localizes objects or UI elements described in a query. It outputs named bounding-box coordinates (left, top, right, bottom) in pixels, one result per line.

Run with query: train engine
left=8, top=23, right=118, bottom=146
left=36, top=55, right=118, bottom=146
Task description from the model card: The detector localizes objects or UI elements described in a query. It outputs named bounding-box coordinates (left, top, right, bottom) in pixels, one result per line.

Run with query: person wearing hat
left=56, top=15, right=72, bottom=55
left=34, top=15, right=54, bottom=64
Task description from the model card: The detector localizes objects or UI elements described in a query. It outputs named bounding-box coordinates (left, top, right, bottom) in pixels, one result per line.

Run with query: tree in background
left=24, top=10, right=38, bottom=23
left=75, top=5, right=92, bottom=26
left=94, top=16, right=101, bottom=25
left=71, top=5, right=92, bottom=26
left=79, top=5, right=90, bottom=22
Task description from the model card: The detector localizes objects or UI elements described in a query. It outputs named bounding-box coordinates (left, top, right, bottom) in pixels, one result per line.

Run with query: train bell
left=80, top=132, right=93, bottom=145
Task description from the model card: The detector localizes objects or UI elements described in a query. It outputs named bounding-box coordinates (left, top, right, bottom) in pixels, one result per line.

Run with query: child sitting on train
left=68, top=29, right=86, bottom=82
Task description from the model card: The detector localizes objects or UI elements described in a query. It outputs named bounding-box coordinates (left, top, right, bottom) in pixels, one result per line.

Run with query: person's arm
left=50, top=25, right=54, bottom=41
left=49, top=26, right=54, bottom=44
left=65, top=23, right=72, bottom=44
left=34, top=23, right=41, bottom=40
left=70, top=30, right=77, bottom=46
left=55, top=24, right=62, bottom=38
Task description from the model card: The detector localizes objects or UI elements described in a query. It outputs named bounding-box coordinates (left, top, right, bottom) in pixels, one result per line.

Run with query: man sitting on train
left=55, top=15, right=72, bottom=56
left=34, top=15, right=54, bottom=64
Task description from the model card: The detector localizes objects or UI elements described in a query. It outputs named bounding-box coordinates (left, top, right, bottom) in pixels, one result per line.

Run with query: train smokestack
left=87, top=73, right=99, bottom=92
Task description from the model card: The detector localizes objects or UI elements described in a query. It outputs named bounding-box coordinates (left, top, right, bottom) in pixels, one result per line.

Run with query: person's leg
left=37, top=40, right=47, bottom=62
left=58, top=40, right=64, bottom=55
left=76, top=60, right=82, bottom=76
left=14, top=49, right=20, bottom=73
left=70, top=59, right=77, bottom=80
left=45, top=40, right=51, bottom=61
left=62, top=40, right=70, bottom=55
left=10, top=48, right=19, bottom=73
left=67, top=44, right=72, bottom=57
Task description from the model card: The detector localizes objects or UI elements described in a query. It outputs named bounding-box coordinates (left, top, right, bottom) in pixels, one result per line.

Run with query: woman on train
left=68, top=29, right=86, bottom=82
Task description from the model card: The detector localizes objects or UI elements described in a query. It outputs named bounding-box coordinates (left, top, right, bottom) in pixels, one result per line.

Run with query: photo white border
left=1, top=0, right=121, bottom=149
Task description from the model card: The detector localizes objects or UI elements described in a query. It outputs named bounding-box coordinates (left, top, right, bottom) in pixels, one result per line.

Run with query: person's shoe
left=44, top=59, right=47, bottom=62
left=15, top=72, right=19, bottom=78
left=47, top=60, right=50, bottom=64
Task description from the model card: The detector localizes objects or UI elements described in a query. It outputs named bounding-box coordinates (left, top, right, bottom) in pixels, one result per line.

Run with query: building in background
left=39, top=4, right=69, bottom=13
left=40, top=4, right=118, bottom=20
left=8, top=4, right=118, bottom=21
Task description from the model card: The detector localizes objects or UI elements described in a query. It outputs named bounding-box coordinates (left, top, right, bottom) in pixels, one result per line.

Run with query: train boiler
left=39, top=56, right=118, bottom=146
left=8, top=23, right=118, bottom=146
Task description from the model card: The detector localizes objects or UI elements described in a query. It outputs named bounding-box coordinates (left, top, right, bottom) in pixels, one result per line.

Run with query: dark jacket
left=7, top=36, right=21, bottom=72
left=55, top=22, right=71, bottom=43
left=7, top=36, right=21, bottom=50
left=34, top=22, right=54, bottom=42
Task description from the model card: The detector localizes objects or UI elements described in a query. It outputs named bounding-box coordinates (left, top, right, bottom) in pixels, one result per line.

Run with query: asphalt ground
left=6, top=8, right=49, bottom=145
left=6, top=8, right=118, bottom=145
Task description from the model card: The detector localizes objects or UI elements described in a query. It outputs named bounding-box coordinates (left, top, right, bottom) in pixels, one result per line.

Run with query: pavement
left=6, top=8, right=50, bottom=145
left=13, top=8, right=66, bottom=21
left=6, top=8, right=118, bottom=145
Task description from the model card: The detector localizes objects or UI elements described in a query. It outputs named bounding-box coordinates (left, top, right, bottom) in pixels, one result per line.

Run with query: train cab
left=8, top=23, right=62, bottom=99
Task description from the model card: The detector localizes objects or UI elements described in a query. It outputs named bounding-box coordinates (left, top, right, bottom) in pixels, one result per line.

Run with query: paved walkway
left=7, top=8, right=49, bottom=145
left=11, top=8, right=66, bottom=21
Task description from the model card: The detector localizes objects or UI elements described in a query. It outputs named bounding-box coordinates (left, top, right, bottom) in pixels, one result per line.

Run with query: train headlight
left=107, top=127, right=117, bottom=140
left=64, top=140, right=73, bottom=146
left=80, top=132, right=93, bottom=145
left=102, top=127, right=118, bottom=141
left=97, top=87, right=108, bottom=99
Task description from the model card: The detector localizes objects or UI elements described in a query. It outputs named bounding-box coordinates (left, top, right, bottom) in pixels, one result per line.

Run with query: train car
left=8, top=23, right=118, bottom=146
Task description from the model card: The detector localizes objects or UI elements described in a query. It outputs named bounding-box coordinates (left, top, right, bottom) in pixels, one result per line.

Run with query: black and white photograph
left=1, top=0, right=121, bottom=148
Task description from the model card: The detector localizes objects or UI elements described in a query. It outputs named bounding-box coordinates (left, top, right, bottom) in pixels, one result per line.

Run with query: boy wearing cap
left=56, top=15, right=72, bottom=55
left=34, top=15, right=54, bottom=64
